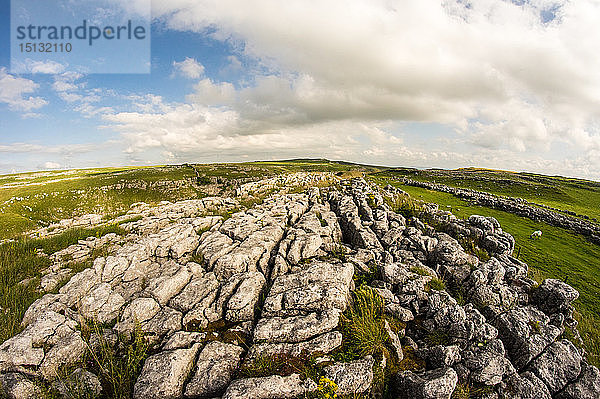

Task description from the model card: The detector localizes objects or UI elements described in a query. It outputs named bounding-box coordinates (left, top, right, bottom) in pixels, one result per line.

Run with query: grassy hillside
left=0, top=160, right=381, bottom=240
left=376, top=168, right=600, bottom=222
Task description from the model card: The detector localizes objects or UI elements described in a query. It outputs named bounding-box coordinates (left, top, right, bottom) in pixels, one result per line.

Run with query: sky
left=1, top=0, right=600, bottom=180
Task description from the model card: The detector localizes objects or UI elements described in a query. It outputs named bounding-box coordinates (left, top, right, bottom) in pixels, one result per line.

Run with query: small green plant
left=448, top=285, right=466, bottom=306
left=409, top=266, right=431, bottom=277
left=239, top=353, right=318, bottom=381
left=396, top=346, right=426, bottom=372
left=189, top=251, right=205, bottom=265
left=315, top=212, right=328, bottom=227
left=426, top=278, right=446, bottom=292
left=451, top=382, right=493, bottom=399
left=353, top=261, right=379, bottom=287
left=458, top=237, right=490, bottom=262
left=425, top=329, right=453, bottom=346
left=339, top=286, right=389, bottom=359
left=81, top=319, right=150, bottom=399
left=330, top=245, right=347, bottom=262
left=529, top=320, right=542, bottom=334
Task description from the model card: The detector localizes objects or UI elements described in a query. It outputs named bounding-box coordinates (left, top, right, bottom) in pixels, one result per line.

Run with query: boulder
left=222, top=374, right=317, bottom=399
left=528, top=340, right=582, bottom=394
left=396, top=367, right=458, bottom=399
left=133, top=344, right=200, bottom=399
left=323, top=356, right=374, bottom=395
left=556, top=363, right=600, bottom=399
left=185, top=341, right=244, bottom=398
left=531, top=279, right=579, bottom=315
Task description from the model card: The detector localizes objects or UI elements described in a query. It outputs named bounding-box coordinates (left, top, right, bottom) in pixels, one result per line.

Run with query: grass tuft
left=339, top=286, right=389, bottom=359
left=425, top=278, right=446, bottom=292
left=80, top=319, right=149, bottom=399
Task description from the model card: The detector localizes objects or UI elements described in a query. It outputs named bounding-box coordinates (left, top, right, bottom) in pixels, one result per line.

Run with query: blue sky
left=1, top=0, right=599, bottom=179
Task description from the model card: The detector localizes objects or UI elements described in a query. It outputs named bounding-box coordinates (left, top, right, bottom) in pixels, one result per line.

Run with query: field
left=0, top=160, right=380, bottom=240
left=383, top=168, right=600, bottom=222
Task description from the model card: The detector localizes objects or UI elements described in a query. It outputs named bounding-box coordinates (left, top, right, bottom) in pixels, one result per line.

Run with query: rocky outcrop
left=1, top=175, right=599, bottom=399
left=401, top=177, right=600, bottom=245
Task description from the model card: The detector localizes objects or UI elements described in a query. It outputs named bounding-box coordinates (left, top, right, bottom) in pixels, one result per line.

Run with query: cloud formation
left=172, top=57, right=205, bottom=79
left=0, top=68, right=47, bottom=112
left=7, top=0, right=600, bottom=178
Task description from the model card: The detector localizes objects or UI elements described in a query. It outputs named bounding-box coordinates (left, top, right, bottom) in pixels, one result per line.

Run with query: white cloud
left=0, top=68, right=47, bottom=112
left=102, top=0, right=600, bottom=178
left=43, top=161, right=61, bottom=169
left=172, top=57, right=205, bottom=79
left=15, top=60, right=67, bottom=74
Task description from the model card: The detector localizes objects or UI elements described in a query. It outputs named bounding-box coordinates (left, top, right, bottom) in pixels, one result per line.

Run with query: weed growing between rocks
left=451, top=381, right=493, bottom=399
left=385, top=194, right=422, bottom=220
left=239, top=353, right=320, bottom=382
left=329, top=245, right=348, bottom=262
left=339, top=286, right=390, bottom=359
left=425, top=277, right=446, bottom=292
left=425, top=330, right=454, bottom=346
left=80, top=319, right=149, bottom=399
left=352, top=261, right=380, bottom=287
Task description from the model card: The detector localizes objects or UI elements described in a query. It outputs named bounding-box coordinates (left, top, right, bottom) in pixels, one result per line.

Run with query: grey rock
left=142, top=306, right=183, bottom=337
left=133, top=344, right=201, bottom=399
left=79, top=283, right=125, bottom=324
left=162, top=331, right=206, bottom=351
left=556, top=363, right=600, bottom=399
left=222, top=373, right=317, bottom=399
left=0, top=310, right=75, bottom=372
left=323, top=356, right=374, bottom=395
left=39, top=331, right=86, bottom=379
left=185, top=341, right=244, bottom=398
left=386, top=303, right=414, bottom=321
left=385, top=320, right=403, bottom=361
left=117, top=296, right=161, bottom=333
left=169, top=272, right=219, bottom=313
left=262, top=261, right=353, bottom=317
left=145, top=264, right=192, bottom=306
left=0, top=373, right=41, bottom=399
left=495, top=306, right=561, bottom=370
left=531, top=279, right=579, bottom=315
left=247, top=331, right=342, bottom=359
left=253, top=309, right=342, bottom=343
left=53, top=368, right=102, bottom=398
left=420, top=345, right=461, bottom=368
left=397, top=367, right=458, bottom=399
left=59, top=267, right=100, bottom=307
left=197, top=231, right=234, bottom=268
left=462, top=342, right=510, bottom=386
left=528, top=339, right=581, bottom=394
left=498, top=371, right=552, bottom=399
left=226, top=271, right=266, bottom=323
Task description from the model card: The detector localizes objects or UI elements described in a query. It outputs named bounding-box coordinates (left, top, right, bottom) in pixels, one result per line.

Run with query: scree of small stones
left=1, top=173, right=599, bottom=399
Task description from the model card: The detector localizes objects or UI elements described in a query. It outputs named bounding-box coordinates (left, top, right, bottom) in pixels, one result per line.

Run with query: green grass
left=0, top=165, right=203, bottom=240
left=339, top=286, right=391, bottom=360
left=374, top=168, right=600, bottom=222
left=425, top=278, right=446, bottom=292
left=79, top=320, right=150, bottom=399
